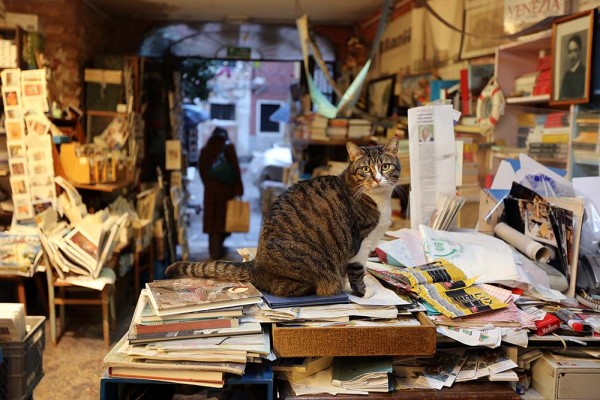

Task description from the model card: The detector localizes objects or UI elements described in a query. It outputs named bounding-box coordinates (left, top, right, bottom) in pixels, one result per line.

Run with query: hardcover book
left=260, top=291, right=349, bottom=309
left=128, top=321, right=262, bottom=345
left=145, top=278, right=262, bottom=316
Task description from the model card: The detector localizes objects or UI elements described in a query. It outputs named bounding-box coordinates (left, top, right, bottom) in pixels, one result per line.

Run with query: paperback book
left=145, top=278, right=262, bottom=316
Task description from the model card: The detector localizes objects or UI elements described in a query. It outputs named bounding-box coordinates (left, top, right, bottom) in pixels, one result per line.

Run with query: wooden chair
left=41, top=243, right=116, bottom=347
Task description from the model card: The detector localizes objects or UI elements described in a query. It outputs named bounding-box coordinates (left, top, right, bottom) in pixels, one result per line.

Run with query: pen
left=555, top=309, right=593, bottom=333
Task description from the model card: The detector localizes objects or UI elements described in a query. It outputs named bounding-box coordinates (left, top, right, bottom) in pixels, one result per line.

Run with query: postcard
left=28, top=148, right=50, bottom=162
left=32, top=199, right=54, bottom=215
left=13, top=195, right=33, bottom=220
left=20, top=69, right=46, bottom=82
left=9, top=176, right=29, bottom=195
left=5, top=109, right=23, bottom=119
left=1, top=69, right=20, bottom=87
left=8, top=142, right=26, bottom=158
left=9, top=158, right=27, bottom=176
left=30, top=185, right=55, bottom=201
left=2, top=87, right=21, bottom=109
left=5, top=119, right=25, bottom=141
left=30, top=175, right=53, bottom=188
left=25, top=115, right=50, bottom=137
left=28, top=160, right=53, bottom=177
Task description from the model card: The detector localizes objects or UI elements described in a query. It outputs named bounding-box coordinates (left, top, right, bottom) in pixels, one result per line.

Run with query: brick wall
left=5, top=0, right=114, bottom=108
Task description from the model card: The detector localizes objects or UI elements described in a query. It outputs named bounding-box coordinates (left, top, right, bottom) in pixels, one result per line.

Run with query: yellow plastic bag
left=225, top=198, right=250, bottom=233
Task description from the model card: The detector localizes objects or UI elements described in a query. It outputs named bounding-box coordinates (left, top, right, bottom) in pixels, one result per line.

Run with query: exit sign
left=226, top=46, right=252, bottom=59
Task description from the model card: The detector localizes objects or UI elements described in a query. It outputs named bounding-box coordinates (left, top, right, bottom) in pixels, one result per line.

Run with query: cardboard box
left=271, top=313, right=436, bottom=357
left=532, top=352, right=600, bottom=400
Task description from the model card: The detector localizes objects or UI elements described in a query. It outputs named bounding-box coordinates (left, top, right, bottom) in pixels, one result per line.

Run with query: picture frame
left=550, top=10, right=594, bottom=105
left=367, top=75, right=396, bottom=118
left=459, top=1, right=507, bottom=60
left=399, top=73, right=434, bottom=108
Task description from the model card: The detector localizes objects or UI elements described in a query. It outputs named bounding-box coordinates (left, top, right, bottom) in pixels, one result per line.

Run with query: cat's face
left=346, top=137, right=401, bottom=193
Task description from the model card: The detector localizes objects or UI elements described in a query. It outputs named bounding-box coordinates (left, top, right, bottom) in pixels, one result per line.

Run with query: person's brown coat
left=198, top=135, right=244, bottom=234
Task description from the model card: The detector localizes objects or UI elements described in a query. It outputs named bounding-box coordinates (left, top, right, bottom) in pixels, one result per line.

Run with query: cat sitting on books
left=166, top=137, right=401, bottom=297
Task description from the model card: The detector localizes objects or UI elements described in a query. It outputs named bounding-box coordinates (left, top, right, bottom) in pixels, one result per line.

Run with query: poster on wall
left=504, top=0, right=570, bottom=34
left=460, top=0, right=507, bottom=59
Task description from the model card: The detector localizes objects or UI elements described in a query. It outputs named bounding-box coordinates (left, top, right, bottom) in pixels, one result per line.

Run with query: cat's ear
left=346, top=141, right=365, bottom=162
left=383, top=135, right=400, bottom=155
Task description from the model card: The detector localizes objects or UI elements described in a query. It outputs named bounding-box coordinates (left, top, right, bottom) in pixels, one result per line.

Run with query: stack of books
left=327, top=118, right=348, bottom=140
left=347, top=119, right=372, bottom=139
left=310, top=114, right=329, bottom=141
left=532, top=55, right=551, bottom=96
left=512, top=71, right=539, bottom=97
left=102, top=278, right=267, bottom=387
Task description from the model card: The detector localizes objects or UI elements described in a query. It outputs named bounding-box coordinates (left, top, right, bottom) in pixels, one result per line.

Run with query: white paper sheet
left=408, top=104, right=457, bottom=229
left=419, top=225, right=521, bottom=283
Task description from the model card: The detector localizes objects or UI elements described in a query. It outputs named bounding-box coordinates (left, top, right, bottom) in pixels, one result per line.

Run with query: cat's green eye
left=360, top=166, right=371, bottom=173
left=381, top=163, right=391, bottom=171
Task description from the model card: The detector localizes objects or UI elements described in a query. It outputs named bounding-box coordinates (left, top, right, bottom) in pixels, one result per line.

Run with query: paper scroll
left=494, top=222, right=552, bottom=263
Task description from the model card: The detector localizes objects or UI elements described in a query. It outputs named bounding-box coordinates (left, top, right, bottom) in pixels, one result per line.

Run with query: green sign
left=226, top=46, right=252, bottom=59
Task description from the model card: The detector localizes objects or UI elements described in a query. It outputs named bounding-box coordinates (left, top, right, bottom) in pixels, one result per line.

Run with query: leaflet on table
left=408, top=104, right=458, bottom=229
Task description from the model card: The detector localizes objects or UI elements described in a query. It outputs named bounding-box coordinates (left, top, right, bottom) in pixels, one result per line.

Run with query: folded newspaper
left=367, top=260, right=508, bottom=318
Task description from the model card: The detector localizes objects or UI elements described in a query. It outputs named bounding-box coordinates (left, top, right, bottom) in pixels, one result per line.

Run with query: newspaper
left=408, top=104, right=459, bottom=229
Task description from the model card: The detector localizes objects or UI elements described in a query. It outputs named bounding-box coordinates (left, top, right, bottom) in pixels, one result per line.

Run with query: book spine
left=135, top=317, right=237, bottom=335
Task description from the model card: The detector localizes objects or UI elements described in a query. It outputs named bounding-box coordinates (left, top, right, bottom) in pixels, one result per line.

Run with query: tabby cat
left=165, top=136, right=401, bottom=297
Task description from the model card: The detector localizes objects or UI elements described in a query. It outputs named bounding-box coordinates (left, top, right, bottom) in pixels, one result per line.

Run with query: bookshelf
left=493, top=30, right=572, bottom=176
left=569, top=105, right=600, bottom=178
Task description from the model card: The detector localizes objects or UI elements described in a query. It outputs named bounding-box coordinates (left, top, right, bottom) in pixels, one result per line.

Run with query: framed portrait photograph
left=367, top=75, right=396, bottom=118
left=550, top=10, right=594, bottom=105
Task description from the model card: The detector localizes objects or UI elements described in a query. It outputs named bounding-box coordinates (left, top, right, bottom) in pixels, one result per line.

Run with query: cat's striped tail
left=165, top=260, right=254, bottom=281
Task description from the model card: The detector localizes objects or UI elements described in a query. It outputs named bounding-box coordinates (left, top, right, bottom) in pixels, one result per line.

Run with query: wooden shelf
left=70, top=180, right=132, bottom=193
left=291, top=137, right=372, bottom=147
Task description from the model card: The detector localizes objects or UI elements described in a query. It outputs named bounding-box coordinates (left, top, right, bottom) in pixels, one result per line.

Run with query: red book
left=134, top=317, right=239, bottom=335
left=460, top=68, right=470, bottom=115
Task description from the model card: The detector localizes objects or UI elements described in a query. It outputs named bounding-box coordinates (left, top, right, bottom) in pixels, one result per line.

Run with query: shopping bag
left=225, top=198, right=250, bottom=233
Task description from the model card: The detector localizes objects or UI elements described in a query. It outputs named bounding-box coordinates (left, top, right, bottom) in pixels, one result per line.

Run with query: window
left=256, top=100, right=284, bottom=136
left=210, top=103, right=235, bottom=120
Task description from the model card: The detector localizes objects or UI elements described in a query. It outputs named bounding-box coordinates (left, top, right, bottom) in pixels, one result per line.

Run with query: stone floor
left=31, top=164, right=265, bottom=400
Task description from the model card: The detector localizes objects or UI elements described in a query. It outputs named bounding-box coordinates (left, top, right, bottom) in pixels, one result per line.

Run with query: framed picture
left=459, top=1, right=507, bottom=60
left=367, top=75, right=396, bottom=118
left=550, top=10, right=594, bottom=105
left=399, top=73, right=433, bottom=108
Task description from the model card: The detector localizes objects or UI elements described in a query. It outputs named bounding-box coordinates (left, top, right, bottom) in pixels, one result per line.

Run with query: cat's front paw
left=351, top=282, right=368, bottom=297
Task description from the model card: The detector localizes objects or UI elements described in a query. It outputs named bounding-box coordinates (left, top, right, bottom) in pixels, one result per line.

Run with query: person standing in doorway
left=198, top=127, right=244, bottom=259
left=560, top=33, right=586, bottom=99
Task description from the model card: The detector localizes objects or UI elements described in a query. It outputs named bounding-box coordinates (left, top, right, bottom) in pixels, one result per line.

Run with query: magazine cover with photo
left=519, top=200, right=557, bottom=246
